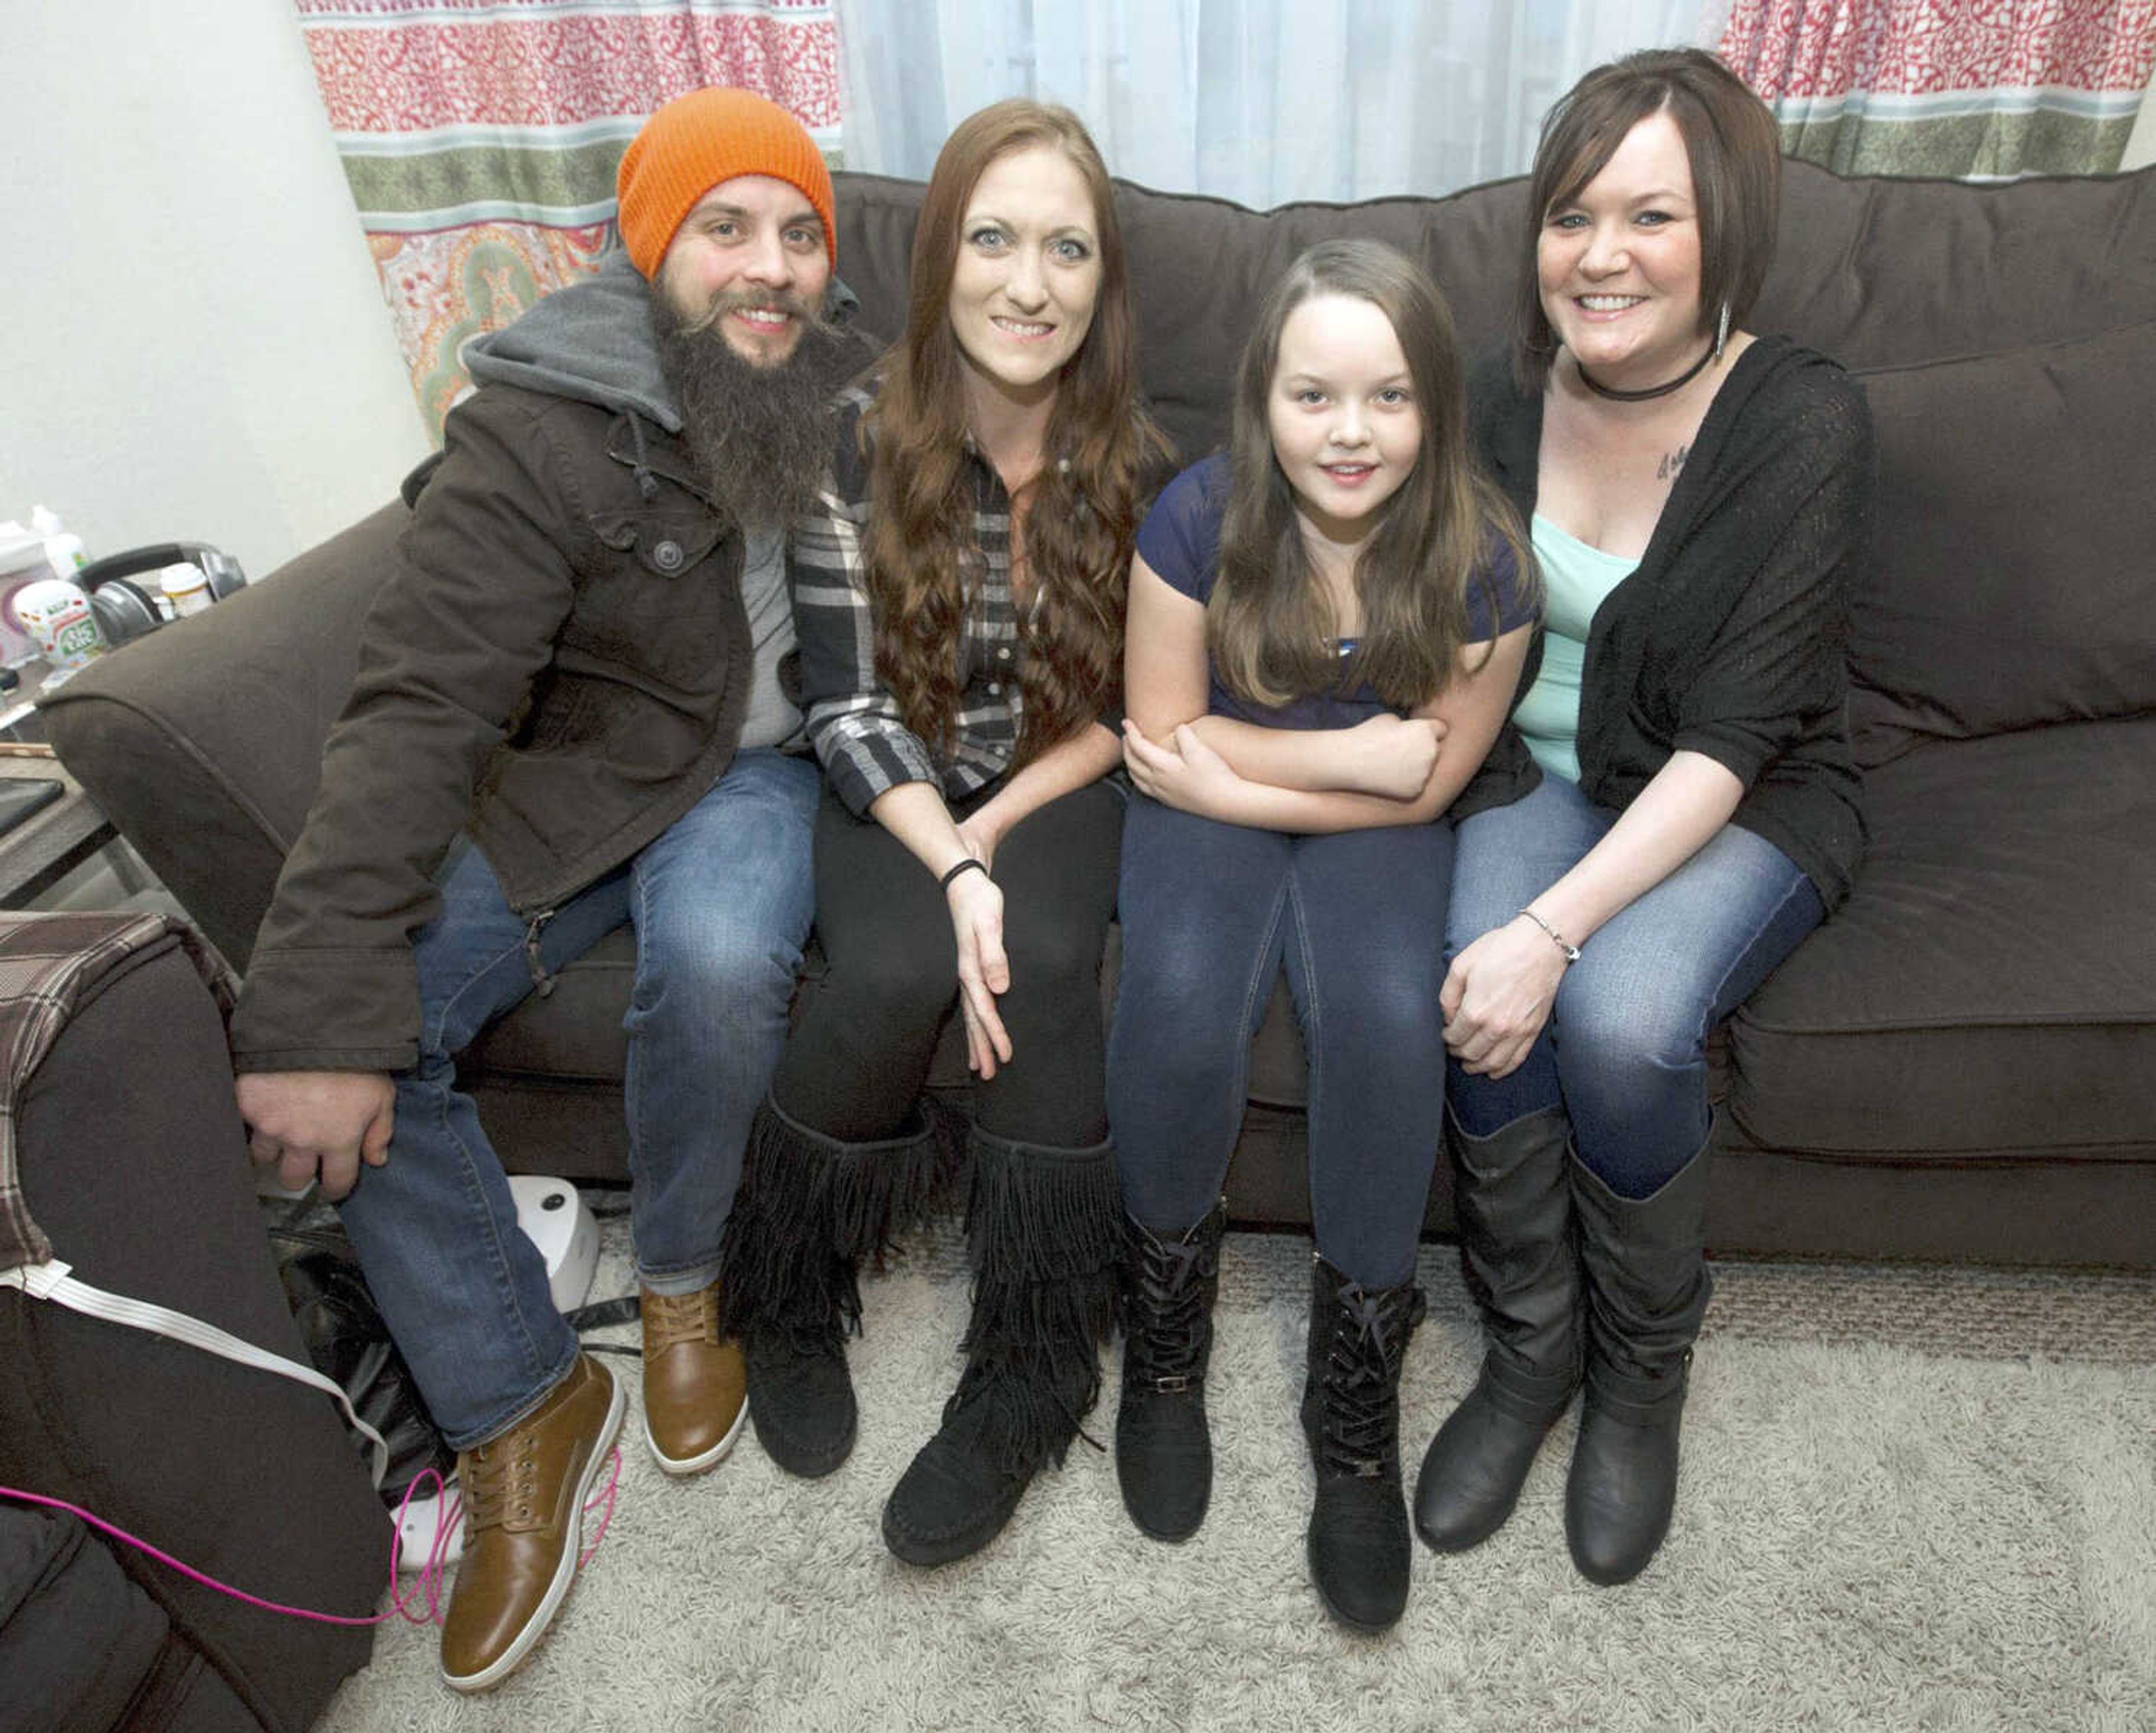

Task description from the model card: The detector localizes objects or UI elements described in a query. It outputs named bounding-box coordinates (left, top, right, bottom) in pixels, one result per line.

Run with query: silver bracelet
left=1516, top=907, right=1581, bottom=965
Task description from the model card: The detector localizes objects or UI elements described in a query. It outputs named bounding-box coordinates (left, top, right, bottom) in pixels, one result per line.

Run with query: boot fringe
left=718, top=1100, right=865, bottom=1348
left=827, top=1113, right=956, bottom=1269
left=959, top=1266, right=1117, bottom=1469
left=961, top=1267, right=1117, bottom=1362
left=940, top=1131, right=1122, bottom=1476
left=943, top=1305, right=1107, bottom=1476
left=965, top=1130, right=1121, bottom=1287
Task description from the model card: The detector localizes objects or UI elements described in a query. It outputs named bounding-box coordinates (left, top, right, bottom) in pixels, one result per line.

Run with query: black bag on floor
left=268, top=1220, right=457, bottom=1505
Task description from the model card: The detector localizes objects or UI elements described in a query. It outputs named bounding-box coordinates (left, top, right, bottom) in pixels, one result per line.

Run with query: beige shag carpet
left=317, top=1209, right=2156, bottom=1732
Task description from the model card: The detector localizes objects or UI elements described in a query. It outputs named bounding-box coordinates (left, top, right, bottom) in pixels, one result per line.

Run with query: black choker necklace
left=1574, top=343, right=1716, bottom=403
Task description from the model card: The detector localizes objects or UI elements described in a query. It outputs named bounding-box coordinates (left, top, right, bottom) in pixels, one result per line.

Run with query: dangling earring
left=1714, top=300, right=1730, bottom=363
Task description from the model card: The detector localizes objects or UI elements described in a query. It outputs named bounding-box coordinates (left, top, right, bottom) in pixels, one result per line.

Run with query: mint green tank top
left=1513, top=516, right=1639, bottom=785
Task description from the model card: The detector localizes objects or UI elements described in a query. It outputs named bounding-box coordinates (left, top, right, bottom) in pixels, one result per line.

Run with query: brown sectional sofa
left=42, top=159, right=2156, bottom=1268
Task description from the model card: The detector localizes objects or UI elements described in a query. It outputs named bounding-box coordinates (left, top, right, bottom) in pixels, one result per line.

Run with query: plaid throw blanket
left=0, top=913, right=235, bottom=1273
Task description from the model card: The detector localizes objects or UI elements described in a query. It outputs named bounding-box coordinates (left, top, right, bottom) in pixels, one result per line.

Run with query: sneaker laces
left=458, top=1430, right=540, bottom=1535
left=642, top=1286, right=721, bottom=1355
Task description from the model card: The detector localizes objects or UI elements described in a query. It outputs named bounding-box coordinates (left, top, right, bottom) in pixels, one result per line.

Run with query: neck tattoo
left=1575, top=342, right=1716, bottom=403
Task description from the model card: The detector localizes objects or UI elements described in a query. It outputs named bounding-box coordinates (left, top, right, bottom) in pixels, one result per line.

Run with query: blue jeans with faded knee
left=1445, top=773, right=1823, bottom=1201
left=1108, top=797, right=1452, bottom=1288
left=335, top=750, right=819, bottom=1448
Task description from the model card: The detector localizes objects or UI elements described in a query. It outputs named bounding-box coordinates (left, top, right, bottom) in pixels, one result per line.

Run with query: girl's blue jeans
left=1108, top=796, right=1452, bottom=1287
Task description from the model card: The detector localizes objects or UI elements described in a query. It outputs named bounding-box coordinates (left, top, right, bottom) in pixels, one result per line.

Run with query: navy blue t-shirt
left=1135, top=453, right=1533, bottom=729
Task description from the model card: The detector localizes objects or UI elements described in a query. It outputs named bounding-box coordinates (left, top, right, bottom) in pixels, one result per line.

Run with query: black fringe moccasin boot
left=881, top=1128, right=1119, bottom=1567
left=719, top=1093, right=954, bottom=1478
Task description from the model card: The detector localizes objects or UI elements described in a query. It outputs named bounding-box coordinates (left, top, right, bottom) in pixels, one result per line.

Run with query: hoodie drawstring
left=627, top=416, right=659, bottom=502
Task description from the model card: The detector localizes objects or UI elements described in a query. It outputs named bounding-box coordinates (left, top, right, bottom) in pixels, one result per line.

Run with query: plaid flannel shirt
left=791, top=384, right=1031, bottom=816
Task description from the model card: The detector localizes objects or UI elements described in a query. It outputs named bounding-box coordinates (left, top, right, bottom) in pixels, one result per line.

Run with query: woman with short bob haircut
left=1511, top=45, right=1781, bottom=393
left=1111, top=239, right=1534, bottom=1632
left=722, top=98, right=1171, bottom=1570
left=1416, top=48, right=1874, bottom=1588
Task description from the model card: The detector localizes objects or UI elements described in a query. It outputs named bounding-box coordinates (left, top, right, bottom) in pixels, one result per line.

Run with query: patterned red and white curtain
left=297, top=1, right=841, bottom=437
left=1718, top=0, right=2156, bottom=180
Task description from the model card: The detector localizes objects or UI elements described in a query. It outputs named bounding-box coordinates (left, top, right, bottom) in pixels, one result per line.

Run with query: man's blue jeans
left=336, top=750, right=819, bottom=1449
left=1445, top=773, right=1824, bottom=1200
left=1108, top=797, right=1452, bottom=1288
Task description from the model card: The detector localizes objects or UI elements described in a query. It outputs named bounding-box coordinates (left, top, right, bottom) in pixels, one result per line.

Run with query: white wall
left=2123, top=88, right=2156, bottom=171
left=1, top=2, right=431, bottom=584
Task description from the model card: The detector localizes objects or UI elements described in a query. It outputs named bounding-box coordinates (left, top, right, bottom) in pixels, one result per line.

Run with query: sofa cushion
left=1758, top=162, right=2156, bottom=373
left=1848, top=320, right=2156, bottom=767
left=1724, top=715, right=2156, bottom=1160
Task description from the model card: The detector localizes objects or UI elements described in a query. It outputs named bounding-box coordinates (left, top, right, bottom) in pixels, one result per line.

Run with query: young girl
left=721, top=99, right=1171, bottom=1568
left=1107, top=240, right=1535, bottom=1632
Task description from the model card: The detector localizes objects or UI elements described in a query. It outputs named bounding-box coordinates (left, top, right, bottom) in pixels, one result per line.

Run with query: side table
left=0, top=748, right=135, bottom=908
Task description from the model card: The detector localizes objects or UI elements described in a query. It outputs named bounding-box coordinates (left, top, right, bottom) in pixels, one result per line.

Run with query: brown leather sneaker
left=641, top=1279, right=748, bottom=1475
left=440, top=1353, right=624, bottom=1693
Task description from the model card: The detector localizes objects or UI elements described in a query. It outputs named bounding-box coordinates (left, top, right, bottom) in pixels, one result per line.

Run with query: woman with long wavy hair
left=720, top=98, right=1171, bottom=1567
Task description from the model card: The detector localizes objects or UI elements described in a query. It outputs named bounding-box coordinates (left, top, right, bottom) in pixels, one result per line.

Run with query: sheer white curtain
left=837, top=0, right=1720, bottom=204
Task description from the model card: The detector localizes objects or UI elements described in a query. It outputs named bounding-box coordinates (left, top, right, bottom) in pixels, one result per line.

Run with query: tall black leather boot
left=1564, top=1145, right=1714, bottom=1586
left=881, top=1129, right=1119, bottom=1567
left=1301, top=1255, right=1426, bottom=1634
left=1414, top=1105, right=1581, bottom=1552
left=719, top=1094, right=952, bottom=1478
left=1115, top=1201, right=1228, bottom=1542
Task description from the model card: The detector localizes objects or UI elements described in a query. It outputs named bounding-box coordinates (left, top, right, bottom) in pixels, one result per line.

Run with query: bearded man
left=229, top=89, right=875, bottom=1691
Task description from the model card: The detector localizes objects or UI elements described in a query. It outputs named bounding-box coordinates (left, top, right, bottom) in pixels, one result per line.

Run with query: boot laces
left=1129, top=1237, right=1213, bottom=1393
left=1317, top=1287, right=1420, bottom=1477
left=460, top=1430, right=541, bottom=1534
left=643, top=1286, right=720, bottom=1354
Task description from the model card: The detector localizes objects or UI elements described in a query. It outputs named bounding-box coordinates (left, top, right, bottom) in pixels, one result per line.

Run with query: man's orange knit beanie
left=615, top=87, right=837, bottom=278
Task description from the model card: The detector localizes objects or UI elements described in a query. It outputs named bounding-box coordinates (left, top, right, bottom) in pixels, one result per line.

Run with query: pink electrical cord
left=0, top=1447, right=622, bottom=1629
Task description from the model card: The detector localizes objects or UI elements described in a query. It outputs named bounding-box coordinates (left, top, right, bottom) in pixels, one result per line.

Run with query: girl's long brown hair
left=864, top=99, right=1170, bottom=762
left=1211, top=240, right=1528, bottom=710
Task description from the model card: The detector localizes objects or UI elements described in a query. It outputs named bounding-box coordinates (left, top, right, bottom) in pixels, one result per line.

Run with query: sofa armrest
left=0, top=926, right=389, bottom=1725
left=38, top=503, right=408, bottom=968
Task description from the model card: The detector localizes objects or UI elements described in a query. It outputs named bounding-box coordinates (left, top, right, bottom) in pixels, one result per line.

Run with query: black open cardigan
left=1467, top=335, right=1875, bottom=912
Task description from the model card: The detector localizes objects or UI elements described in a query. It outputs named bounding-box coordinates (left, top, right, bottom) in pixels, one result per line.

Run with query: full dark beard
left=650, top=288, right=847, bottom=531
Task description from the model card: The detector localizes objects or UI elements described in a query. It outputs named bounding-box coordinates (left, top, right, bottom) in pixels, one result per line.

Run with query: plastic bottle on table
left=30, top=507, right=86, bottom=582
left=159, top=562, right=213, bottom=618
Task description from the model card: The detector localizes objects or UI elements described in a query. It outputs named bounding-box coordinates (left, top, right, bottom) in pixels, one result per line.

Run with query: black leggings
left=771, top=779, right=1123, bottom=1149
